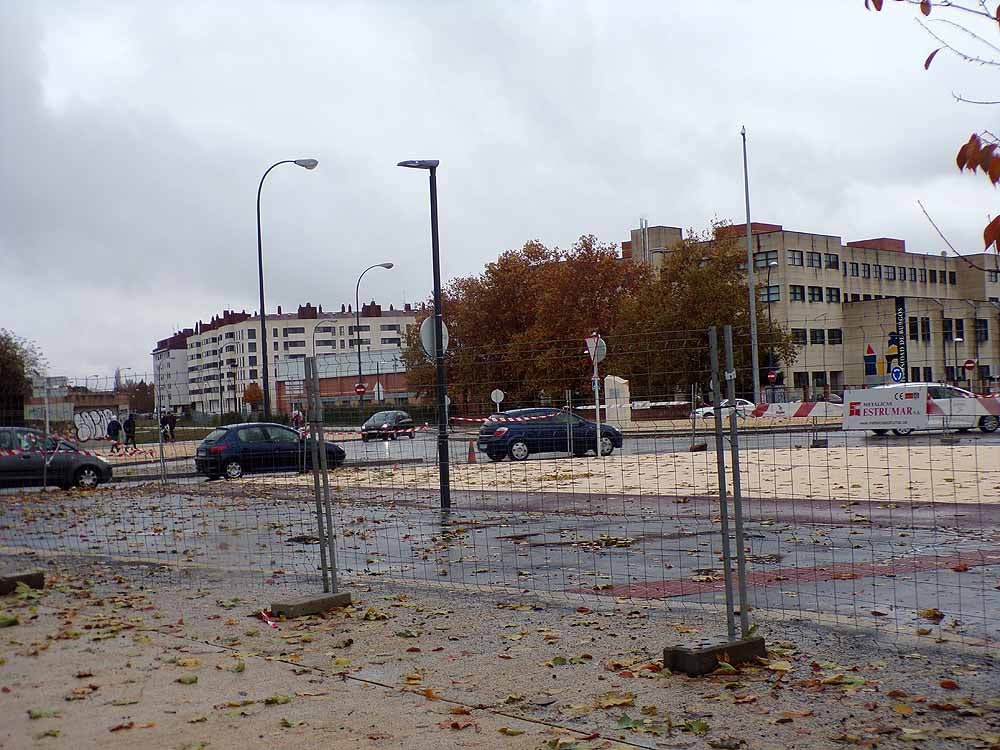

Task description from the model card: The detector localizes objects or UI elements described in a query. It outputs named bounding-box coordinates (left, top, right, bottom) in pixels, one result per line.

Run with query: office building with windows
left=624, top=221, right=1000, bottom=395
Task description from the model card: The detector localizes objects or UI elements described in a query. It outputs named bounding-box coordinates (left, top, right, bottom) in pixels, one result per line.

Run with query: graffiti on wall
left=74, top=409, right=116, bottom=442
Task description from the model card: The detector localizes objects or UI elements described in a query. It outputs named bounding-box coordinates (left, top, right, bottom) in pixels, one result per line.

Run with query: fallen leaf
left=594, top=692, right=635, bottom=708
left=940, top=679, right=960, bottom=690
left=449, top=707, right=472, bottom=715
left=264, top=695, right=292, bottom=705
left=110, top=721, right=135, bottom=732
left=767, top=660, right=792, bottom=673
left=28, top=709, right=61, bottom=720
left=499, top=727, right=524, bottom=736
left=422, top=688, right=441, bottom=701
left=917, top=608, right=944, bottom=623
left=0, top=613, right=19, bottom=628
left=35, top=729, right=61, bottom=739
left=893, top=703, right=914, bottom=716
left=176, top=675, right=198, bottom=685
left=176, top=658, right=201, bottom=668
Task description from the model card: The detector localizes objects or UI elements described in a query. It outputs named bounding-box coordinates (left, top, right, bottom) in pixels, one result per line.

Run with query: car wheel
left=891, top=428, right=914, bottom=436
left=702, top=412, right=713, bottom=420
left=74, top=466, right=100, bottom=489
left=871, top=429, right=888, bottom=436
left=408, top=431, right=415, bottom=439
left=223, top=459, right=244, bottom=479
left=599, top=436, right=614, bottom=456
left=508, top=441, right=530, bottom=461
left=980, top=415, right=999, bottom=433
left=390, top=433, right=398, bottom=441
left=573, top=449, right=588, bottom=458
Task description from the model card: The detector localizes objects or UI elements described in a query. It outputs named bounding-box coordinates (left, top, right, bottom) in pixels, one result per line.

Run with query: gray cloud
left=2, top=1, right=996, bottom=378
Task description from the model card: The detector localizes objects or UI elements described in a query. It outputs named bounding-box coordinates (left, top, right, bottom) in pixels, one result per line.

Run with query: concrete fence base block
left=663, top=635, right=766, bottom=677
left=940, top=434, right=960, bottom=444
left=688, top=442, right=708, bottom=452
left=270, top=592, right=352, bottom=619
left=0, top=571, right=45, bottom=596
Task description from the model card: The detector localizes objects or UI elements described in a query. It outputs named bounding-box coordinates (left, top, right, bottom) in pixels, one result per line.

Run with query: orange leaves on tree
left=924, top=48, right=941, bottom=69
left=983, top=216, right=1000, bottom=251
left=920, top=0, right=932, bottom=16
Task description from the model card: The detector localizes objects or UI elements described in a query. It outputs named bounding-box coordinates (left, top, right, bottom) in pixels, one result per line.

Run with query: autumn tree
left=0, top=329, right=46, bottom=425
left=606, top=224, right=797, bottom=399
left=402, top=235, right=649, bottom=411
left=119, top=380, right=155, bottom=413
left=243, top=382, right=264, bottom=410
left=866, top=0, right=1000, bottom=253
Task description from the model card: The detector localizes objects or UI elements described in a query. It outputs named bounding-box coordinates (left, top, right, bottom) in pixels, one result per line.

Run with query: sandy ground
left=1, top=557, right=998, bottom=750
left=273, top=444, right=1000, bottom=506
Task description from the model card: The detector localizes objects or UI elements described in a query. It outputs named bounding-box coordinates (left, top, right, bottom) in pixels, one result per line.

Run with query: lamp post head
left=955, top=337, right=964, bottom=344
left=294, top=159, right=319, bottom=170
left=378, top=262, right=394, bottom=269
left=768, top=261, right=778, bottom=267
left=397, top=159, right=440, bottom=170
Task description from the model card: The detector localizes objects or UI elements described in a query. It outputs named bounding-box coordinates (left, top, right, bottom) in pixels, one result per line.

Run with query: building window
left=827, top=328, right=843, bottom=345
left=919, top=268, right=927, bottom=283
left=826, top=287, right=841, bottom=303
left=340, top=340, right=346, bottom=349
left=810, top=329, right=826, bottom=345
left=812, top=371, right=827, bottom=387
left=315, top=339, right=336, bottom=347
left=920, top=317, right=931, bottom=342
left=955, top=319, right=965, bottom=340
left=380, top=324, right=401, bottom=332
left=946, top=365, right=956, bottom=382
left=851, top=293, right=861, bottom=302
left=759, top=285, right=780, bottom=302
left=943, top=318, right=953, bottom=342
left=885, top=266, right=896, bottom=281
left=948, top=271, right=956, bottom=285
left=273, top=342, right=278, bottom=351
left=248, top=356, right=257, bottom=366
left=908, top=316, right=918, bottom=341
left=793, top=372, right=809, bottom=389
left=842, top=264, right=848, bottom=277
left=791, top=328, right=807, bottom=345
left=339, top=325, right=346, bottom=335
left=753, top=250, right=778, bottom=268
left=790, top=285, right=805, bottom=301
left=874, top=264, right=882, bottom=279
left=247, top=329, right=256, bottom=339
left=249, top=369, right=257, bottom=379
left=247, top=342, right=257, bottom=353
left=807, top=252, right=822, bottom=268
left=824, top=253, right=839, bottom=269
left=850, top=262, right=859, bottom=277
left=989, top=270, right=999, bottom=283
left=381, top=337, right=402, bottom=345
left=975, top=318, right=989, bottom=342
left=808, top=286, right=823, bottom=302
left=862, top=294, right=872, bottom=300
left=349, top=338, right=371, bottom=347
left=923, top=367, right=933, bottom=381
left=909, top=268, right=917, bottom=282
left=272, top=328, right=278, bottom=337
left=910, top=367, right=921, bottom=382
left=979, top=364, right=992, bottom=380
left=861, top=263, right=871, bottom=278
left=349, top=325, right=371, bottom=334
left=930, top=269, right=938, bottom=283
left=787, top=250, right=803, bottom=266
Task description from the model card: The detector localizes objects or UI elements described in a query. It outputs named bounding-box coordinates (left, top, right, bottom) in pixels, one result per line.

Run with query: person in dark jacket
left=107, top=415, right=122, bottom=452
left=166, top=412, right=177, bottom=442
left=123, top=413, right=137, bottom=449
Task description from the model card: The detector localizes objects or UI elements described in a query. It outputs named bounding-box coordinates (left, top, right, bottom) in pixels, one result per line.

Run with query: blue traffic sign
left=890, top=366, right=903, bottom=383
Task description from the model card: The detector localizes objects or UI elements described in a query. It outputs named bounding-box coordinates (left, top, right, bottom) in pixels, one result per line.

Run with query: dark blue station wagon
left=195, top=422, right=345, bottom=480
left=476, top=408, right=623, bottom=461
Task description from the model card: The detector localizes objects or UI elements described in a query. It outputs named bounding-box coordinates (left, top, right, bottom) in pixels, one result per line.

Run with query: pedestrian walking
left=106, top=414, right=122, bottom=452
left=291, top=408, right=305, bottom=431
left=123, top=413, right=137, bottom=450
left=166, top=412, right=177, bottom=442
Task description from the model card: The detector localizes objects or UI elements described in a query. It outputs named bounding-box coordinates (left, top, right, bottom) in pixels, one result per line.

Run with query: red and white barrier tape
left=450, top=413, right=556, bottom=424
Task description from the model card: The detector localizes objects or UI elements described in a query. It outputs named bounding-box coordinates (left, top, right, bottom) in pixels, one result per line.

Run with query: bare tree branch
left=917, top=200, right=999, bottom=272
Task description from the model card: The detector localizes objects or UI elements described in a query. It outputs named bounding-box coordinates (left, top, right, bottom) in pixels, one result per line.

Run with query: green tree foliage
left=118, top=380, right=155, bottom=413
left=0, top=329, right=46, bottom=423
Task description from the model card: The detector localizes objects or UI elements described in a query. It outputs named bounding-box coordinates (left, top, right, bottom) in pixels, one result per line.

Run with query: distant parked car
left=867, top=383, right=999, bottom=436
left=194, top=422, right=346, bottom=480
left=0, top=427, right=113, bottom=490
left=476, top=408, right=623, bottom=461
left=691, top=398, right=755, bottom=420
left=361, top=410, right=415, bottom=441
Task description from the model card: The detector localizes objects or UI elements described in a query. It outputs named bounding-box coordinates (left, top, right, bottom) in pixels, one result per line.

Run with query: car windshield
left=367, top=411, right=394, bottom=423
left=203, top=428, right=228, bottom=443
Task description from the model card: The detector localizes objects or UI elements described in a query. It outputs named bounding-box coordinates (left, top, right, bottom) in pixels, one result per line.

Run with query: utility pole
left=741, top=126, right=761, bottom=405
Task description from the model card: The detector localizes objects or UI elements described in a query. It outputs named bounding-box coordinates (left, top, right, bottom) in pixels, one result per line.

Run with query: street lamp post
left=954, top=336, right=964, bottom=386
left=256, top=158, right=319, bottom=420
left=741, top=126, right=762, bottom=405
left=355, top=263, right=394, bottom=409
left=397, top=159, right=450, bottom=510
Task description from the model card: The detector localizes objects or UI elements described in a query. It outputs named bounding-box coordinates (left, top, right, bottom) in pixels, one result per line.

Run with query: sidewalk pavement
left=1, top=556, right=998, bottom=750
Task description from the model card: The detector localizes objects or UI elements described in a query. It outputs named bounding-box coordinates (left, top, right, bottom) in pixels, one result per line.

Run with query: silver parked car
left=0, top=427, right=113, bottom=490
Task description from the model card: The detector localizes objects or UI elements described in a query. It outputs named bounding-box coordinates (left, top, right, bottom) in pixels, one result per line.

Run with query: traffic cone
left=467, top=440, right=477, bottom=464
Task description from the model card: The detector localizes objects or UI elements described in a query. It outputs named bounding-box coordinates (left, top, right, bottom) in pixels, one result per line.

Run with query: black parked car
left=194, top=422, right=346, bottom=480
left=361, top=410, right=415, bottom=441
left=476, top=408, right=623, bottom=461
left=0, top=427, right=113, bottom=490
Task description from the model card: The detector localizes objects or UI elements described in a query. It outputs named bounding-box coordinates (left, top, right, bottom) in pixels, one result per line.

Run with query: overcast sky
left=2, top=1, right=995, bottom=379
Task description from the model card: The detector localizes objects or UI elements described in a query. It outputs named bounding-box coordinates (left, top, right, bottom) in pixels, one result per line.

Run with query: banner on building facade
left=894, top=296, right=907, bottom=381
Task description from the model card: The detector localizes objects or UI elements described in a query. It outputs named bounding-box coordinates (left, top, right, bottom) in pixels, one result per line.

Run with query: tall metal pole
left=709, top=327, right=737, bottom=641
left=429, top=167, right=451, bottom=510
left=723, top=325, right=751, bottom=637
left=741, top=127, right=761, bottom=405
left=356, top=281, right=363, bottom=407
left=256, top=158, right=319, bottom=420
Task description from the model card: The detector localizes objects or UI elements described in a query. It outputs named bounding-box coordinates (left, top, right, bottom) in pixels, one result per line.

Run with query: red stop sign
left=354, top=383, right=366, bottom=396
left=767, top=371, right=777, bottom=383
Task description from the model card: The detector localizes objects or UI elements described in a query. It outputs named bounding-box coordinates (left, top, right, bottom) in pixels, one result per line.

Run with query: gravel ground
left=1, top=553, right=998, bottom=750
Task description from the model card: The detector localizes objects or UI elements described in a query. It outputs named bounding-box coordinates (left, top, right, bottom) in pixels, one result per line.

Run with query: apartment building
left=624, top=221, right=1000, bottom=395
left=152, top=329, right=193, bottom=414
left=153, top=301, right=417, bottom=415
